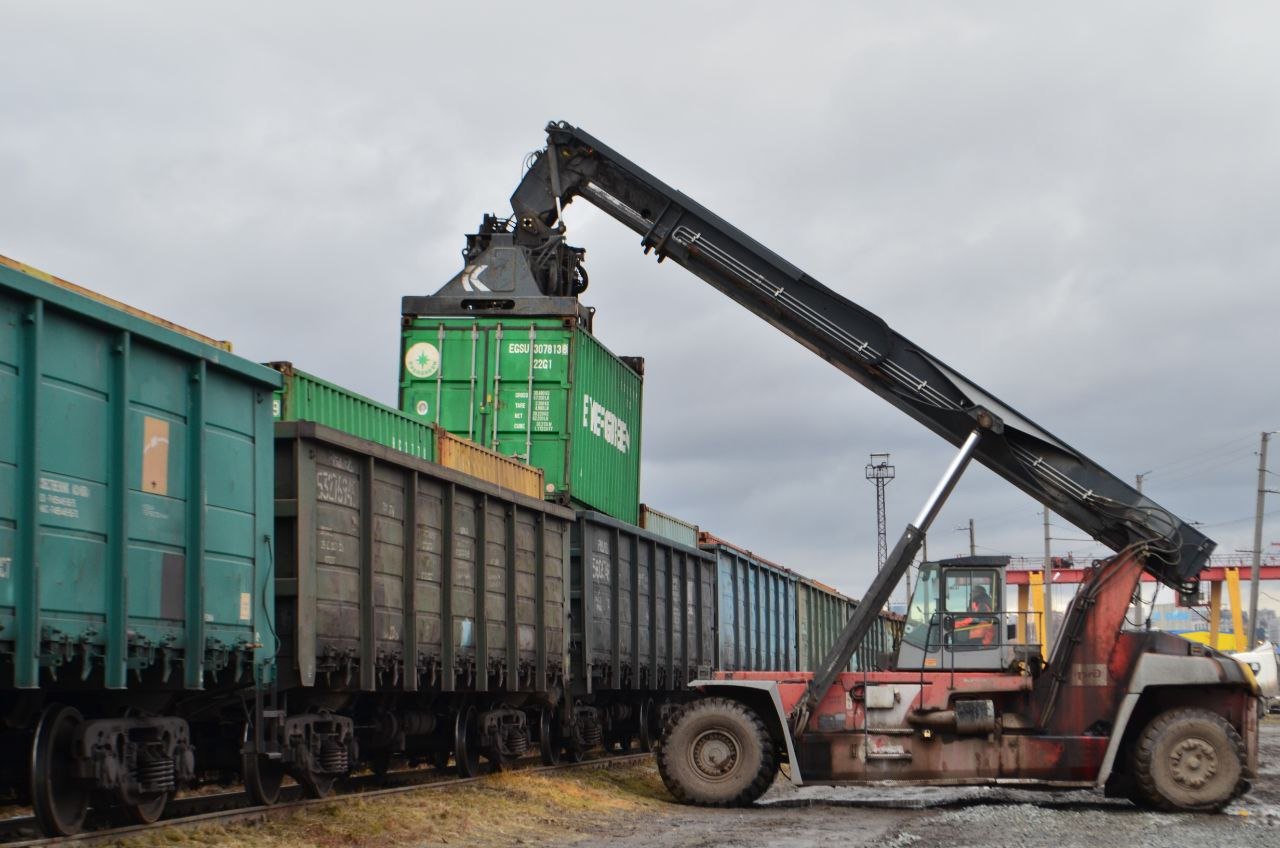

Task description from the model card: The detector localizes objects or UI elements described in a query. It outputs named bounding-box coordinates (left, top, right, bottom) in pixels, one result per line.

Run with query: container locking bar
left=789, top=429, right=983, bottom=735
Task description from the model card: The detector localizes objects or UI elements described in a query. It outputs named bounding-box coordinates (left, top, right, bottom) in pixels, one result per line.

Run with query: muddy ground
left=131, top=717, right=1279, bottom=848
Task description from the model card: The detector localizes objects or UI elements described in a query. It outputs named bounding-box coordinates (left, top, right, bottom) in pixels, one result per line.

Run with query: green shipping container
left=271, top=362, right=436, bottom=462
left=399, top=317, right=643, bottom=523
left=0, top=255, right=279, bottom=691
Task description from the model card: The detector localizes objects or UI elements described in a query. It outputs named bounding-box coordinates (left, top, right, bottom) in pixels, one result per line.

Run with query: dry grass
left=116, top=761, right=669, bottom=848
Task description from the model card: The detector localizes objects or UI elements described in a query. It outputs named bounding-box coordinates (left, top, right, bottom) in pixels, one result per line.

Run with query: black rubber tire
left=1130, top=707, right=1245, bottom=811
left=656, top=697, right=777, bottom=807
left=30, top=705, right=91, bottom=837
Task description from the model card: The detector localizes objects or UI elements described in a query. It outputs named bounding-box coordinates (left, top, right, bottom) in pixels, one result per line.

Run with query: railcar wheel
left=454, top=708, right=483, bottom=778
left=30, top=705, right=91, bottom=837
left=370, top=749, right=394, bottom=783
left=1131, top=707, right=1245, bottom=811
left=121, top=792, right=169, bottom=825
left=656, top=697, right=777, bottom=807
left=242, top=750, right=286, bottom=806
left=539, top=707, right=562, bottom=765
left=298, top=768, right=336, bottom=799
left=637, top=699, right=656, bottom=753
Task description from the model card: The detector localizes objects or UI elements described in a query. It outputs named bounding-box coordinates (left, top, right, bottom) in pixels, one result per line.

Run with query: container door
left=402, top=323, right=486, bottom=440
left=489, top=324, right=573, bottom=500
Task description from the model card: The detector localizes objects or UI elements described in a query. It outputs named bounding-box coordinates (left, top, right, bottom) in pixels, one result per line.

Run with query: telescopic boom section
left=510, top=120, right=1214, bottom=590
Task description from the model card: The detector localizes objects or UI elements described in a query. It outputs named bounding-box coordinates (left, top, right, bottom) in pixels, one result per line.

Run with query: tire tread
left=1131, top=707, right=1245, bottom=811
left=655, top=697, right=777, bottom=807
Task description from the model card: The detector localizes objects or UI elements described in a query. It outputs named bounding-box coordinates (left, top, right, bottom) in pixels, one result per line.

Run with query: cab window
left=943, top=569, right=998, bottom=613
left=902, top=564, right=940, bottom=650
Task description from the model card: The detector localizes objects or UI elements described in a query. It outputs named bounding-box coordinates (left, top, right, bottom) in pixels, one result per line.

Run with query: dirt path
left=124, top=718, right=1278, bottom=848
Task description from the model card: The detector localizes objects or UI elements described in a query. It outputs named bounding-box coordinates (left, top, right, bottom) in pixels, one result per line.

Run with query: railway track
left=0, top=751, right=654, bottom=847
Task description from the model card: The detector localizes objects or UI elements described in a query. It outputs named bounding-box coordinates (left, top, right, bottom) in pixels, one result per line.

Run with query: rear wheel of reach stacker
left=1130, top=707, right=1246, bottom=811
left=656, top=697, right=777, bottom=807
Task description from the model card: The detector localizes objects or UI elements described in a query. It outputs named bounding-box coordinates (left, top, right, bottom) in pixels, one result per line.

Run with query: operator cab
left=896, top=556, right=1040, bottom=672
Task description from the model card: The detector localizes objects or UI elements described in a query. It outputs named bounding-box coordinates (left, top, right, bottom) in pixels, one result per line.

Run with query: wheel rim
left=689, top=727, right=741, bottom=782
left=30, top=705, right=90, bottom=837
left=1168, top=736, right=1218, bottom=790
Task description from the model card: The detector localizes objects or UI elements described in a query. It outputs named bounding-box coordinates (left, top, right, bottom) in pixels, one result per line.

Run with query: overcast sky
left=3, top=3, right=1277, bottom=608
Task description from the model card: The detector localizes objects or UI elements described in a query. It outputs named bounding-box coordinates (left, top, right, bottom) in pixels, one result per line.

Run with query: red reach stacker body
left=684, top=551, right=1257, bottom=806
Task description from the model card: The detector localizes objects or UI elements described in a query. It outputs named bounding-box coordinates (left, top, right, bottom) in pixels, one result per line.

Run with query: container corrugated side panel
left=274, top=421, right=572, bottom=694
left=710, top=543, right=797, bottom=672
left=639, top=504, right=699, bottom=548
left=570, top=510, right=712, bottom=694
left=274, top=363, right=435, bottom=462
left=435, top=428, right=544, bottom=500
left=569, top=328, right=642, bottom=524
left=0, top=256, right=279, bottom=692
left=797, top=579, right=848, bottom=672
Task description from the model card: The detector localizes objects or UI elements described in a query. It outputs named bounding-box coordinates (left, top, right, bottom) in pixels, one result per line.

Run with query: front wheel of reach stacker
left=1131, top=707, right=1246, bottom=811
left=656, top=697, right=777, bottom=807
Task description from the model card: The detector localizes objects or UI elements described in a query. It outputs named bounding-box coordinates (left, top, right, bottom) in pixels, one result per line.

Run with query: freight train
left=0, top=254, right=899, bottom=836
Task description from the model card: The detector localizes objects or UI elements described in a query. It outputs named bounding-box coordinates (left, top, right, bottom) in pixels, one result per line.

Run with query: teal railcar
left=0, top=255, right=279, bottom=834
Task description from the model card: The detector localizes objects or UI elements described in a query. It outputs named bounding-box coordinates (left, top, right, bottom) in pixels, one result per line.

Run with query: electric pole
left=1248, top=432, right=1274, bottom=649
left=866, top=453, right=895, bottom=571
left=968, top=518, right=976, bottom=556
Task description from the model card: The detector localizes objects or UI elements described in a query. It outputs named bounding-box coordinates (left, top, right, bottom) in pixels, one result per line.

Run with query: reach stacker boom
left=488, top=121, right=1259, bottom=810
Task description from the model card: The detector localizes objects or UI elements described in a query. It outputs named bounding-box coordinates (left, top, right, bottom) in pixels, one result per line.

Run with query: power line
left=1141, top=432, right=1258, bottom=476
left=1155, top=448, right=1260, bottom=488
left=1195, top=507, right=1280, bottom=530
